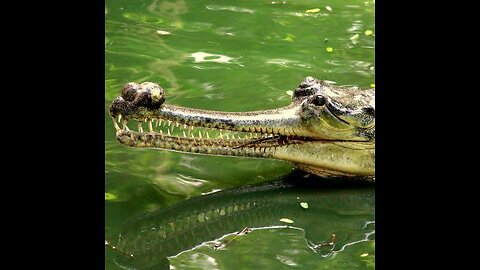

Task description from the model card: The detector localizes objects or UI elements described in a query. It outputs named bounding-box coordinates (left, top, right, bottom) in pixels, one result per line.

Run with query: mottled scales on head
left=293, top=76, right=375, bottom=110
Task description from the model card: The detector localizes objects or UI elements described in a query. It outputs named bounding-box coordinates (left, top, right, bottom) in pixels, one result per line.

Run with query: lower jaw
left=115, top=129, right=287, bottom=158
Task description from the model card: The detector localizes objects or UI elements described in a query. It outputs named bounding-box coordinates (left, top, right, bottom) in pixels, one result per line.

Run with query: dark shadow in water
left=112, top=170, right=374, bottom=269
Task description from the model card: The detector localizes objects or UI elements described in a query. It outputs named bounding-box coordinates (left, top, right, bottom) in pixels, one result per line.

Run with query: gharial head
left=108, top=76, right=375, bottom=178
left=290, top=76, right=375, bottom=141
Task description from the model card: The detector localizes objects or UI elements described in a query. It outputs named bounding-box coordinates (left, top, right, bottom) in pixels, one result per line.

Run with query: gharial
left=109, top=77, right=375, bottom=181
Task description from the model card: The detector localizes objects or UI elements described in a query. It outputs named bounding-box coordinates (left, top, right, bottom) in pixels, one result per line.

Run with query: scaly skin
left=109, top=77, right=375, bottom=180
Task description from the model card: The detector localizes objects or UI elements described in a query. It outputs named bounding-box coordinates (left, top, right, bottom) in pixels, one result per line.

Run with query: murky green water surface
left=106, top=0, right=374, bottom=269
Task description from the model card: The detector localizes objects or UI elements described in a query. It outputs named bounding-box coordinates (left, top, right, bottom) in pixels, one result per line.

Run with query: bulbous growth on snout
left=109, top=82, right=166, bottom=119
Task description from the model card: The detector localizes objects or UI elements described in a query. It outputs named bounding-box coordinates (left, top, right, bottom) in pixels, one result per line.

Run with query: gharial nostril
left=362, top=106, right=375, bottom=116
left=121, top=82, right=139, bottom=101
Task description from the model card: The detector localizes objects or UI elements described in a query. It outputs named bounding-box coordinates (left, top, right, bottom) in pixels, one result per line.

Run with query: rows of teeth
left=112, top=115, right=275, bottom=140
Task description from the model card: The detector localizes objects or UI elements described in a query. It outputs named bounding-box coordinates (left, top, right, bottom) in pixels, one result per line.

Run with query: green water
left=105, top=0, right=374, bottom=269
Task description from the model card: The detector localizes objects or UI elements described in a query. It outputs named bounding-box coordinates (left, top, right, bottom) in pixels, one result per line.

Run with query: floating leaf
left=283, top=33, right=295, bottom=42
left=306, top=8, right=321, bottom=13
left=326, top=47, right=334, bottom=53
left=300, top=202, right=309, bottom=209
left=286, top=90, right=294, bottom=96
left=326, top=6, right=332, bottom=12
left=370, top=83, right=375, bottom=88
left=280, top=218, right=294, bottom=224
left=361, top=253, right=369, bottom=257
left=365, top=30, right=373, bottom=36
left=350, top=34, right=360, bottom=41
left=105, top=192, right=118, bottom=200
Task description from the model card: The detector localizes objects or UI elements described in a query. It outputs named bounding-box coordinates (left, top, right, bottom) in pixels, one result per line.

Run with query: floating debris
left=283, top=33, right=295, bottom=42
left=365, top=30, right=373, bottom=36
left=286, top=90, right=293, bottom=96
left=105, top=192, right=118, bottom=200
left=361, top=253, right=369, bottom=257
left=306, top=8, right=321, bottom=13
left=370, top=83, right=375, bottom=88
left=280, top=218, right=294, bottom=224
left=214, top=227, right=252, bottom=250
left=300, top=202, right=309, bottom=209
left=326, top=47, right=334, bottom=53
left=350, top=34, right=360, bottom=41
left=326, top=6, right=332, bottom=12
left=156, top=30, right=171, bottom=36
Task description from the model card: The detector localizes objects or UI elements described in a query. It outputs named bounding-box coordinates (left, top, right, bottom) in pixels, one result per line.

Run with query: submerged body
left=109, top=77, right=375, bottom=180
left=113, top=180, right=375, bottom=269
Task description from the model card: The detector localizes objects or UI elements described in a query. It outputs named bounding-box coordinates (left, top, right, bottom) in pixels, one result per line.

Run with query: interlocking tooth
left=118, top=114, right=122, bottom=123
left=156, top=119, right=160, bottom=127
left=168, top=121, right=172, bottom=127
left=189, top=126, right=194, bottom=131
left=158, top=119, right=163, bottom=126
left=144, top=118, right=147, bottom=122
left=219, top=132, right=223, bottom=138
left=198, top=131, right=202, bottom=138
left=191, top=133, right=195, bottom=138
left=206, top=132, right=210, bottom=139
left=167, top=129, right=171, bottom=136
left=112, top=118, right=121, bottom=131
left=183, top=124, right=187, bottom=129
left=160, top=130, right=164, bottom=137
left=148, top=120, right=153, bottom=132
left=183, top=131, right=187, bottom=137
left=122, top=120, right=129, bottom=130
left=137, top=123, right=143, bottom=133
left=226, top=134, right=230, bottom=139
left=176, top=122, right=179, bottom=128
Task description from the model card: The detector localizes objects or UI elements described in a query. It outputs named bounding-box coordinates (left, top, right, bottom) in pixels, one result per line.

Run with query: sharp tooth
left=160, top=130, right=164, bottom=137
left=226, top=134, right=230, bottom=139
left=158, top=119, right=163, bottom=126
left=148, top=120, right=153, bottom=132
left=118, top=114, right=122, bottom=122
left=219, top=132, right=223, bottom=138
left=191, top=133, right=195, bottom=138
left=144, top=118, right=147, bottom=122
left=112, top=118, right=121, bottom=131
left=183, top=131, right=187, bottom=137
left=138, top=123, right=143, bottom=133
left=176, top=122, right=179, bottom=128
left=198, top=131, right=202, bottom=138
left=168, top=121, right=172, bottom=127
left=122, top=120, right=129, bottom=130
left=206, top=132, right=210, bottom=139
left=184, top=124, right=187, bottom=129
left=167, top=129, right=171, bottom=136
left=156, top=119, right=160, bottom=127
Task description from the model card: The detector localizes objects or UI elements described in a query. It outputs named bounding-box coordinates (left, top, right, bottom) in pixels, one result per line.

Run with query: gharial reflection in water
left=110, top=177, right=375, bottom=269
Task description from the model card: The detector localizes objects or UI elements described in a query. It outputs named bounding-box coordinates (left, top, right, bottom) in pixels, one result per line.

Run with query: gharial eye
left=122, top=83, right=139, bottom=101
left=311, top=95, right=326, bottom=106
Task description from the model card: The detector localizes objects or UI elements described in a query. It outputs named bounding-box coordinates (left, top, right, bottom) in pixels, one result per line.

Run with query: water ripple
left=190, top=52, right=235, bottom=64
left=206, top=5, right=255, bottom=14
